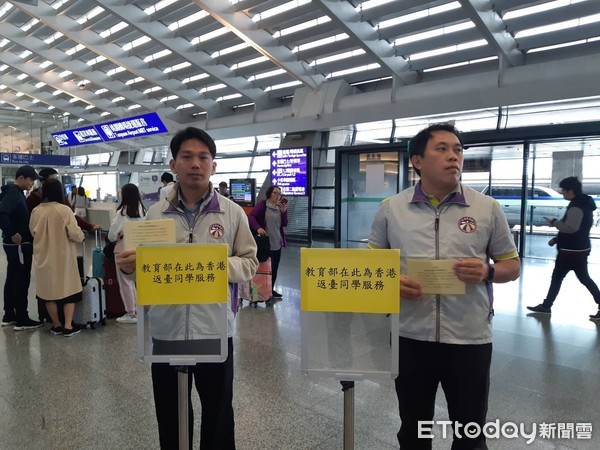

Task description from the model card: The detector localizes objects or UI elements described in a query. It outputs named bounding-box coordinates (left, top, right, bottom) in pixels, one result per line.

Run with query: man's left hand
left=453, top=258, right=487, bottom=284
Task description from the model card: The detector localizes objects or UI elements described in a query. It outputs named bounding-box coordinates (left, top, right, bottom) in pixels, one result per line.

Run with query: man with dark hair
left=528, top=176, right=600, bottom=319
left=218, top=181, right=231, bottom=198
left=369, top=123, right=520, bottom=449
left=0, top=166, right=44, bottom=330
left=115, top=126, right=257, bottom=449
left=159, top=172, right=175, bottom=200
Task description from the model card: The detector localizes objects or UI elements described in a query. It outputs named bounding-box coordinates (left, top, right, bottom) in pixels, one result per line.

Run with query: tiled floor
left=1, top=240, right=600, bottom=449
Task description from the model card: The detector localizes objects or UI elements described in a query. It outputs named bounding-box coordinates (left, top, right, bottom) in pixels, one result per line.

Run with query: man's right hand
left=115, top=249, right=137, bottom=274
left=11, top=233, right=22, bottom=245
left=400, top=275, right=423, bottom=300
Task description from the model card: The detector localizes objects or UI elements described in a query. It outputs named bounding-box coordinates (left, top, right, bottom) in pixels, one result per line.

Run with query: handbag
left=254, top=234, right=270, bottom=263
left=103, top=239, right=117, bottom=260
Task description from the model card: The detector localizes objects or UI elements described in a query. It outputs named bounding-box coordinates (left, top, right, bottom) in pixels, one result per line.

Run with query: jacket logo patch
left=209, top=223, right=224, bottom=239
left=458, top=217, right=477, bottom=233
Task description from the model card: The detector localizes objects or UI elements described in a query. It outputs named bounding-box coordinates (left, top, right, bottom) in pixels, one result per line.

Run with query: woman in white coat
left=30, top=179, right=85, bottom=337
left=108, top=183, right=146, bottom=323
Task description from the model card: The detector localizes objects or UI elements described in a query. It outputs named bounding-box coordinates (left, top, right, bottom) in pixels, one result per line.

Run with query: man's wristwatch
left=486, top=263, right=495, bottom=282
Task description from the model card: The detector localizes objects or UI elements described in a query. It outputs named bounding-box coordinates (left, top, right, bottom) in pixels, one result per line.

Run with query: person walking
left=73, top=186, right=90, bottom=217
left=107, top=183, right=146, bottom=324
left=0, top=166, right=44, bottom=330
left=248, top=185, right=288, bottom=299
left=369, top=123, right=520, bottom=449
left=527, top=176, right=600, bottom=320
left=30, top=179, right=85, bottom=337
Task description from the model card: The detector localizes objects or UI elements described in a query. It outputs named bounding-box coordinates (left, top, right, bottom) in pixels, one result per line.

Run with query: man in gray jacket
left=116, top=127, right=258, bottom=449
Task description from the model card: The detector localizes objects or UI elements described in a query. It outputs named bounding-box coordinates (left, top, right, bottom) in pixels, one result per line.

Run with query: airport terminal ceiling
left=1, top=0, right=600, bottom=155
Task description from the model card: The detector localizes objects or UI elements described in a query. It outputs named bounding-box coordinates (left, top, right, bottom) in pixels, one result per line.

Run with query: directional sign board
left=270, top=147, right=309, bottom=197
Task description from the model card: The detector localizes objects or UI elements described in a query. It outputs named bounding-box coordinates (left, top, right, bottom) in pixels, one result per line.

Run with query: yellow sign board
left=301, top=248, right=400, bottom=314
left=136, top=244, right=228, bottom=305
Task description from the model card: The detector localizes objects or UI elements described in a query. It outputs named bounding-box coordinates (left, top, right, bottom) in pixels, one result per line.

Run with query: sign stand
left=178, top=367, right=190, bottom=450
left=341, top=380, right=355, bottom=450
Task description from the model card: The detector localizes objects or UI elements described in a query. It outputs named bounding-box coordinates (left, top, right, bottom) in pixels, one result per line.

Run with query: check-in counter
left=86, top=202, right=117, bottom=231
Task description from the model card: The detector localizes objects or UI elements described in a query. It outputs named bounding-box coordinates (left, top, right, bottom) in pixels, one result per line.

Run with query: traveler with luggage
left=107, top=183, right=146, bottom=324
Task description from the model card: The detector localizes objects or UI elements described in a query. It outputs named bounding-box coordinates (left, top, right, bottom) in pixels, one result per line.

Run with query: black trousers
left=2, top=243, right=33, bottom=321
left=396, top=337, right=492, bottom=450
left=151, top=338, right=235, bottom=450
left=543, top=250, right=600, bottom=308
left=270, top=248, right=282, bottom=290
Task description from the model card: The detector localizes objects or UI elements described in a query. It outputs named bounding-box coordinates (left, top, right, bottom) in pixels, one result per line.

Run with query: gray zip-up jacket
left=369, top=183, right=517, bottom=344
left=144, top=182, right=258, bottom=340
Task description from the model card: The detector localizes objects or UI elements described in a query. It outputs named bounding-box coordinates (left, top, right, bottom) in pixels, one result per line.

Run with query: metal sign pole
left=341, top=380, right=355, bottom=450
left=178, top=367, right=189, bottom=450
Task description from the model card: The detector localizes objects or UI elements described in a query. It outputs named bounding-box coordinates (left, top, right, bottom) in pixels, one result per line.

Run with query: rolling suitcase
left=244, top=258, right=273, bottom=308
left=74, top=276, right=106, bottom=329
left=92, top=230, right=104, bottom=278
left=103, top=255, right=125, bottom=318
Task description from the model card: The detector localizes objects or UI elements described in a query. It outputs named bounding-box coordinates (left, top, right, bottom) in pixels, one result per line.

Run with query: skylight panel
left=528, top=36, right=600, bottom=53
left=144, top=0, right=178, bottom=15
left=503, top=0, right=588, bottom=20
left=52, top=89, right=62, bottom=96
left=160, top=95, right=179, bottom=102
left=0, top=65, right=7, bottom=72
left=230, top=56, right=268, bottom=70
left=65, top=44, right=85, bottom=56
left=326, top=63, right=381, bottom=79
left=100, top=112, right=111, bottom=117
left=378, top=2, right=460, bottom=30
left=168, top=10, right=209, bottom=31
left=77, top=6, right=105, bottom=25
left=59, top=70, right=72, bottom=78
left=19, top=50, right=32, bottom=59
left=77, top=118, right=84, bottom=122
left=273, top=16, right=331, bottom=38
left=515, top=14, right=600, bottom=38
left=191, top=28, right=229, bottom=46
left=0, top=38, right=9, bottom=48
left=309, top=49, right=366, bottom=66
left=143, top=86, right=163, bottom=94
left=248, top=69, right=285, bottom=82
left=47, top=106, right=55, bottom=110
left=211, top=43, right=248, bottom=59
left=51, top=0, right=72, bottom=10
left=423, top=56, right=497, bottom=72
left=0, top=3, right=13, bottom=19
left=35, top=82, right=46, bottom=88
left=358, top=0, right=396, bottom=11
left=143, top=49, right=172, bottom=63
left=199, top=84, right=226, bottom=94
left=292, top=33, right=348, bottom=53
left=85, top=105, right=95, bottom=110
left=17, top=73, right=29, bottom=81
left=128, top=104, right=142, bottom=110
left=216, top=94, right=242, bottom=102
left=40, top=60, right=53, bottom=69
left=252, top=0, right=311, bottom=22
left=95, top=88, right=108, bottom=95
left=176, top=103, right=194, bottom=110
left=32, top=98, right=40, bottom=104
left=68, top=97, right=79, bottom=103
left=16, top=92, right=23, bottom=97
left=112, top=97, right=125, bottom=103
left=99, top=21, right=128, bottom=39
left=164, top=62, right=191, bottom=74
left=264, top=80, right=302, bottom=92
left=409, top=39, right=487, bottom=60
left=394, top=22, right=474, bottom=46
left=87, top=55, right=107, bottom=66
left=21, top=19, right=39, bottom=32
left=106, top=67, right=126, bottom=76
left=123, top=36, right=152, bottom=52
left=126, top=77, right=145, bottom=86
left=44, top=32, right=63, bottom=45
left=182, top=73, right=210, bottom=84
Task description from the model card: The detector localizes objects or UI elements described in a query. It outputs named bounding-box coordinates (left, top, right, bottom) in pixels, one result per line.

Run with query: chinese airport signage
left=0, top=153, right=70, bottom=166
left=51, top=112, right=168, bottom=148
left=270, top=146, right=309, bottom=196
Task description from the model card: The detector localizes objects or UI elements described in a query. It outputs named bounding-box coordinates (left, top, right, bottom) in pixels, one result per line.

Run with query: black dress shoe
left=272, top=290, right=283, bottom=298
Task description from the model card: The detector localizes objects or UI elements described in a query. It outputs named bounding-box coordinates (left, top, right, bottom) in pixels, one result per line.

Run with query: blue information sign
left=0, top=153, right=71, bottom=166
left=51, top=112, right=168, bottom=147
left=95, top=112, right=168, bottom=142
left=270, top=147, right=309, bottom=196
left=51, top=126, right=103, bottom=147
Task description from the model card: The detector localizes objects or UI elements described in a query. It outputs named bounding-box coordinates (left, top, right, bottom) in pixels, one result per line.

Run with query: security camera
left=78, top=81, right=86, bottom=90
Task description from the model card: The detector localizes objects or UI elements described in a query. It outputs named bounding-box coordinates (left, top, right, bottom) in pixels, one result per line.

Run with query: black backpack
left=254, top=234, right=270, bottom=262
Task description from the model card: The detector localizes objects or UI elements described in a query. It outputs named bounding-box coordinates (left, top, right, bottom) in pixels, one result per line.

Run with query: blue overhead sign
left=0, top=153, right=71, bottom=166
left=51, top=112, right=168, bottom=148
left=270, top=147, right=309, bottom=197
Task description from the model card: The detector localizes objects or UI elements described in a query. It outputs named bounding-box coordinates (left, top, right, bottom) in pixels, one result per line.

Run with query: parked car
left=480, top=185, right=567, bottom=227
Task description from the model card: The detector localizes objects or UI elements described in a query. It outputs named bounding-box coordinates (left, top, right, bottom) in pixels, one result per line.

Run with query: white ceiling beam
left=193, top=0, right=325, bottom=91
left=313, top=0, right=418, bottom=85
